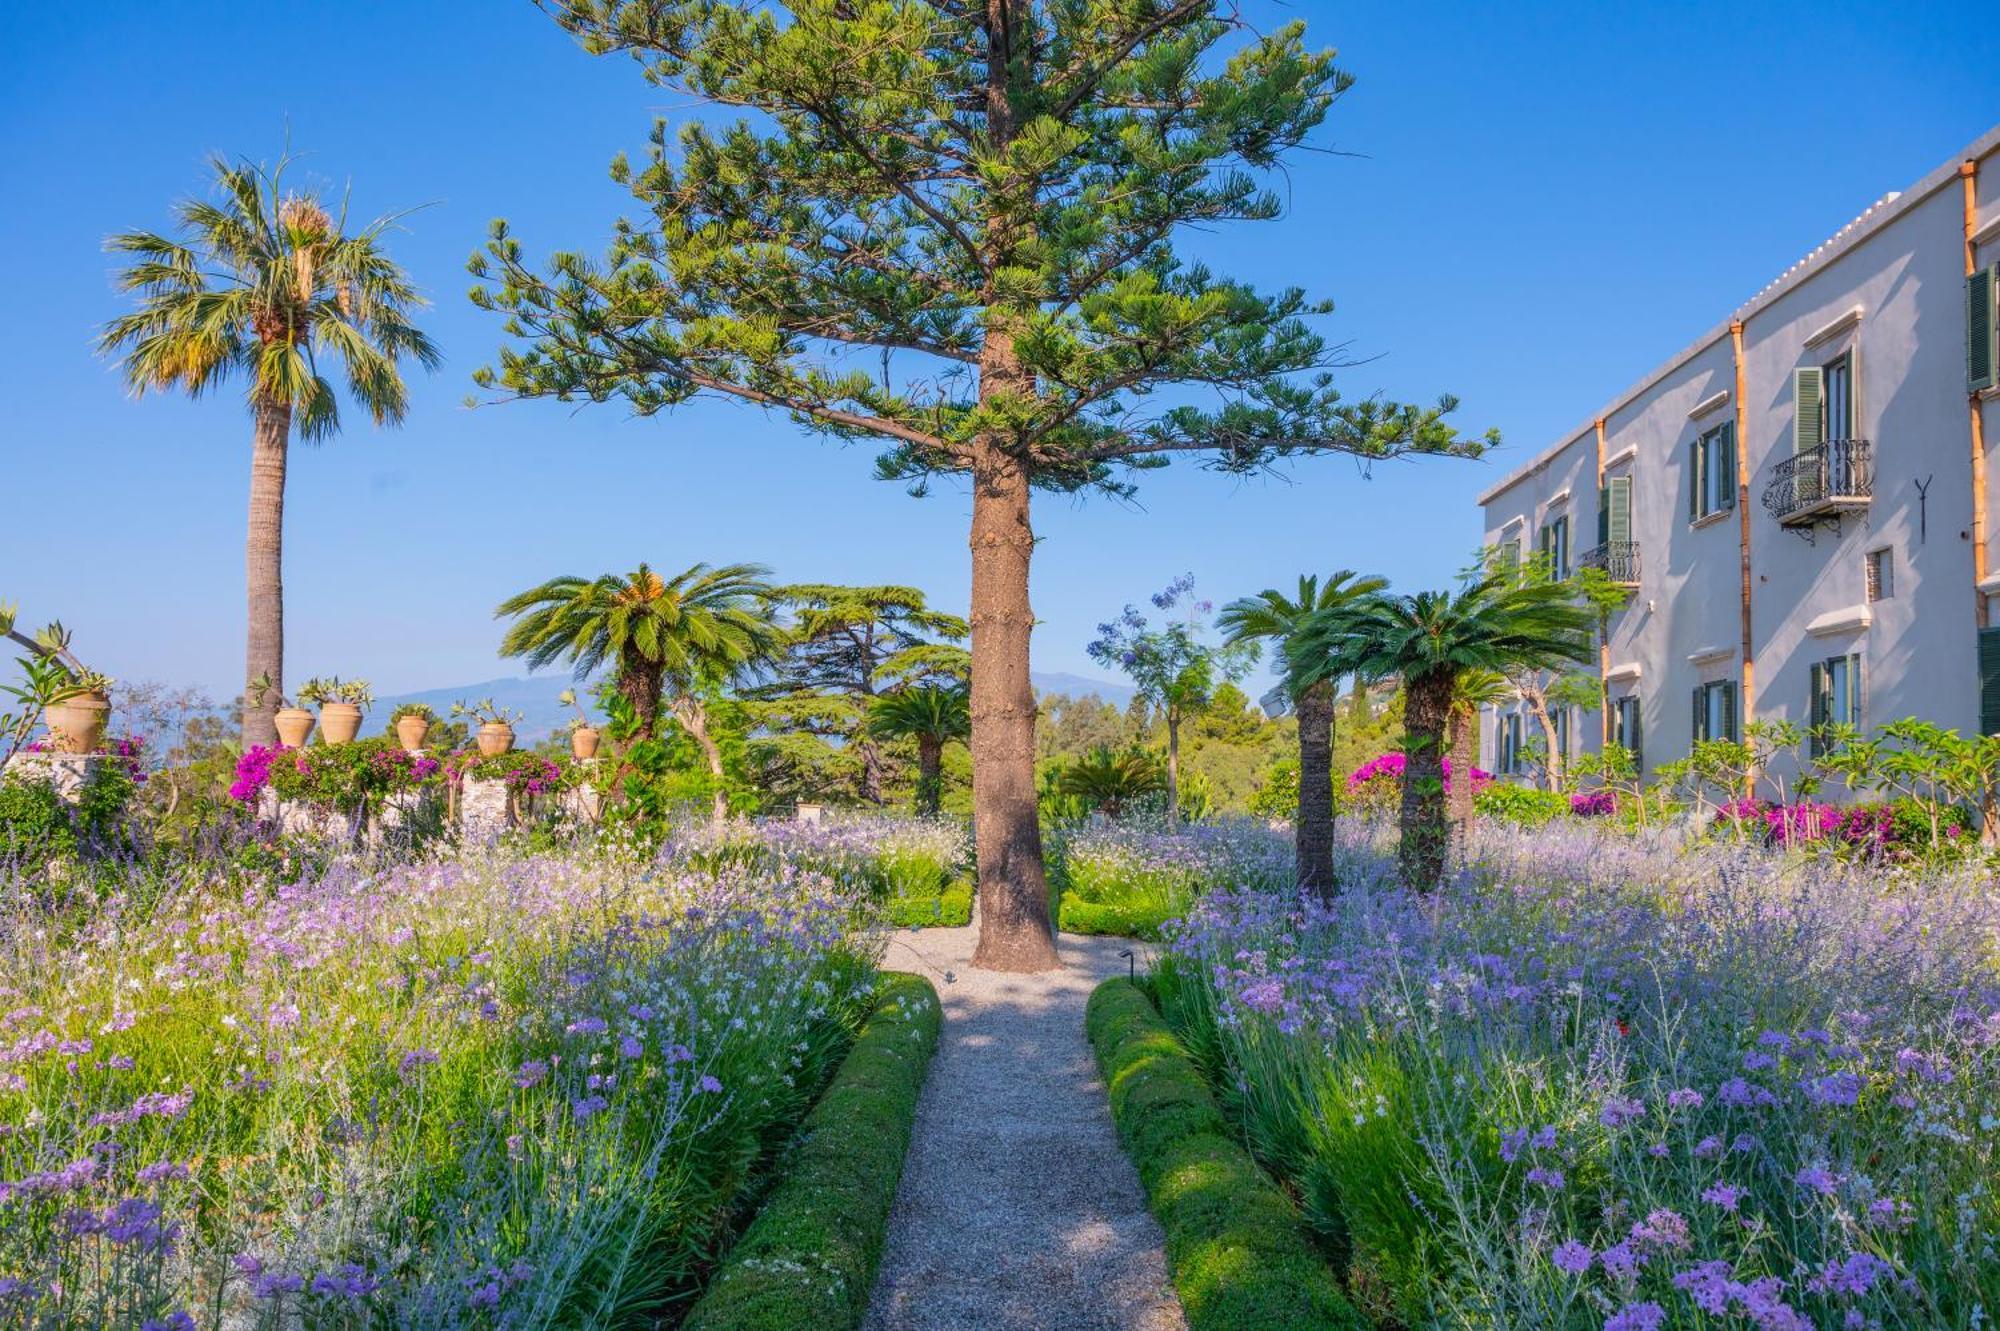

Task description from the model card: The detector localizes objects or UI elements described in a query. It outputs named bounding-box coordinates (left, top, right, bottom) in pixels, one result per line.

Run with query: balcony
left=1762, top=438, right=1873, bottom=528
left=1577, top=540, right=1641, bottom=586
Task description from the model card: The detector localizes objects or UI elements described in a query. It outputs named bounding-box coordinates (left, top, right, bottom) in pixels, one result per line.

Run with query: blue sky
left=1, top=2, right=1992, bottom=703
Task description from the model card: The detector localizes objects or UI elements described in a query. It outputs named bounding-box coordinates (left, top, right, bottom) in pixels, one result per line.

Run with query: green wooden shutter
left=1630, top=697, right=1643, bottom=772
left=1607, top=475, right=1632, bottom=544
left=1692, top=686, right=1705, bottom=743
left=1846, top=653, right=1863, bottom=727
left=1793, top=367, right=1824, bottom=454
left=1980, top=628, right=2000, bottom=735
left=1598, top=486, right=1611, bottom=547
left=1721, top=681, right=1738, bottom=742
left=1809, top=661, right=1826, bottom=730
left=1717, top=423, right=1736, bottom=510
left=1971, top=265, right=1997, bottom=394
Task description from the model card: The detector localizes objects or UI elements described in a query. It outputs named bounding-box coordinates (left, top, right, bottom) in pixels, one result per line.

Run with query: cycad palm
left=496, top=562, right=780, bottom=823
left=99, top=153, right=439, bottom=746
left=1220, top=571, right=1388, bottom=898
left=1057, top=747, right=1166, bottom=821
left=1315, top=575, right=1594, bottom=891
left=866, top=684, right=970, bottom=816
left=1447, top=668, right=1512, bottom=855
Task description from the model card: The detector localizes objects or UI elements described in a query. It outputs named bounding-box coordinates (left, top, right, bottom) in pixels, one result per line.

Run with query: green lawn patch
left=1086, top=978, right=1368, bottom=1331
left=883, top=876, right=973, bottom=928
left=1057, top=890, right=1175, bottom=939
left=681, top=970, right=941, bottom=1331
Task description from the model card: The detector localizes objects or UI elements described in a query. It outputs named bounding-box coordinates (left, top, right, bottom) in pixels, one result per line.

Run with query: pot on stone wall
left=44, top=691, right=110, bottom=754
left=319, top=703, right=363, bottom=745
left=395, top=715, right=431, bottom=751
left=477, top=722, right=515, bottom=757
left=274, top=707, right=316, bottom=748
left=570, top=726, right=600, bottom=761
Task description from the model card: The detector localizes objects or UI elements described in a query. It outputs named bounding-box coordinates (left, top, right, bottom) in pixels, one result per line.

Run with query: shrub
left=1087, top=978, right=1368, bottom=1331
left=1052, top=819, right=1290, bottom=940
left=0, top=773, right=76, bottom=860
left=1473, top=780, right=1570, bottom=827
left=681, top=972, right=941, bottom=1331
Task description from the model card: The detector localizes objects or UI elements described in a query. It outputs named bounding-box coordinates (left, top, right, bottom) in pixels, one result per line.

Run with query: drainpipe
left=1965, top=160, right=1990, bottom=630
left=1595, top=416, right=1611, bottom=748
left=1731, top=318, right=1755, bottom=732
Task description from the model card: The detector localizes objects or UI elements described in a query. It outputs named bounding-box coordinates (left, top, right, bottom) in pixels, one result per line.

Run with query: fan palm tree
left=1057, top=747, right=1165, bottom=821
left=1447, top=668, right=1511, bottom=857
left=99, top=153, right=439, bottom=746
left=866, top=684, right=970, bottom=816
left=1335, top=576, right=1594, bottom=892
left=1220, top=571, right=1388, bottom=899
left=496, top=562, right=780, bottom=823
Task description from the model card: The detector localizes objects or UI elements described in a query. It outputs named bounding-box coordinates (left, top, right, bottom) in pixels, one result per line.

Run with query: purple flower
left=698, top=1073, right=724, bottom=1094
left=1701, top=1182, right=1746, bottom=1212
left=1794, top=1164, right=1841, bottom=1196
left=1599, top=1094, right=1645, bottom=1128
left=1629, top=1208, right=1690, bottom=1252
left=1604, top=1300, right=1666, bottom=1331
left=619, top=1035, right=644, bottom=1059
left=513, top=1060, right=549, bottom=1089
left=1551, top=1239, right=1593, bottom=1275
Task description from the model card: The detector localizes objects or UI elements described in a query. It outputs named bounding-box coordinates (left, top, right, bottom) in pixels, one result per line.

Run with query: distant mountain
left=375, top=669, right=1135, bottom=744
left=1031, top=672, right=1135, bottom=706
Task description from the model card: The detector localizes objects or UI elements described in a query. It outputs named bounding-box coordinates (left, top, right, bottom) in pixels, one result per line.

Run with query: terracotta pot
left=476, top=722, right=515, bottom=757
left=274, top=707, right=316, bottom=748
left=319, top=703, right=363, bottom=745
left=570, top=726, right=601, bottom=761
left=44, top=691, right=110, bottom=754
left=395, top=715, right=431, bottom=751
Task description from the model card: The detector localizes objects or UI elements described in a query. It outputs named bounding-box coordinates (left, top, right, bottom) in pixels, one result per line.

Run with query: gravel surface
left=862, top=924, right=1187, bottom=1331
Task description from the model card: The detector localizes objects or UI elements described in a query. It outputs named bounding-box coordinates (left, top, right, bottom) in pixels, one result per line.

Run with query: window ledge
left=1603, top=444, right=1637, bottom=470
left=1803, top=304, right=1864, bottom=349
left=1546, top=486, right=1572, bottom=509
left=1805, top=604, right=1872, bottom=637
left=1604, top=661, right=1643, bottom=683
left=1687, top=390, right=1731, bottom=420
left=1690, top=510, right=1734, bottom=530
left=1974, top=212, right=2000, bottom=248
left=1688, top=645, right=1736, bottom=667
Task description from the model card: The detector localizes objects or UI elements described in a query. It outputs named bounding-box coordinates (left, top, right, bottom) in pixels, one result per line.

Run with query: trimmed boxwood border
left=681, top=970, right=941, bottom=1331
left=1058, top=891, right=1173, bottom=939
left=883, top=877, right=973, bottom=928
left=1087, top=977, right=1368, bottom=1331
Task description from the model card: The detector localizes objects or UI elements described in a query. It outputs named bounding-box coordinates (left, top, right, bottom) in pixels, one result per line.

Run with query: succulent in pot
left=453, top=698, right=523, bottom=756
left=297, top=676, right=373, bottom=745
left=251, top=674, right=315, bottom=748
left=558, top=688, right=601, bottom=761
left=390, top=701, right=435, bottom=751
left=43, top=669, right=115, bottom=755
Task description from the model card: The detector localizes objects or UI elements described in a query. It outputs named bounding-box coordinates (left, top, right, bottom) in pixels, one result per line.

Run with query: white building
left=1479, top=126, right=2000, bottom=787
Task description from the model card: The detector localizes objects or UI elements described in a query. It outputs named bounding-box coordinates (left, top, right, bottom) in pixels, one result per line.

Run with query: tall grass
left=1156, top=819, right=2000, bottom=1329
left=0, top=841, right=880, bottom=1328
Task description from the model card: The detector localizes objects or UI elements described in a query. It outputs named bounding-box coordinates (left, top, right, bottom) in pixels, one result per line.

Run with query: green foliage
left=1248, top=759, right=1299, bottom=819
left=1471, top=782, right=1570, bottom=828
left=268, top=736, right=443, bottom=813
left=1054, top=746, right=1165, bottom=819
left=296, top=676, right=374, bottom=708
left=1087, top=979, right=1368, bottom=1331
left=682, top=973, right=940, bottom=1331
left=388, top=701, right=437, bottom=723
left=0, top=775, right=77, bottom=860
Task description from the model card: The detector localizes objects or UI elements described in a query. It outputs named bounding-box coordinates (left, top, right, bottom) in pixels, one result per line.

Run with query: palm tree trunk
left=1446, top=704, right=1477, bottom=861
left=858, top=735, right=888, bottom=805
left=1164, top=712, right=1183, bottom=828
left=1399, top=671, right=1454, bottom=893
left=619, top=666, right=663, bottom=742
left=966, top=432, right=1059, bottom=973
left=1294, top=679, right=1337, bottom=900
left=916, top=735, right=943, bottom=817
left=674, top=697, right=729, bottom=827
left=242, top=394, right=290, bottom=748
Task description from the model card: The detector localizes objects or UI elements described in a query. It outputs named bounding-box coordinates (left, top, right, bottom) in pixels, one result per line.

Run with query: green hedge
left=1086, top=979, right=1367, bottom=1331
left=883, top=878, right=973, bottom=928
left=1058, top=891, right=1174, bottom=939
left=681, top=971, right=941, bottom=1331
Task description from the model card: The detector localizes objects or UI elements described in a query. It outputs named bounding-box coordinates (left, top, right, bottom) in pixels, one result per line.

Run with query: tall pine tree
left=473, top=0, right=1492, bottom=970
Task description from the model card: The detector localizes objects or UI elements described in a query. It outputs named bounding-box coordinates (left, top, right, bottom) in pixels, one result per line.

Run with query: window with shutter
left=1688, top=438, right=1702, bottom=522
left=1822, top=352, right=1853, bottom=441
left=1720, top=681, right=1737, bottom=743
left=1793, top=366, right=1824, bottom=454
left=1607, top=475, right=1632, bottom=545
left=1809, top=661, right=1828, bottom=756
left=1717, top=422, right=1736, bottom=510
left=1979, top=628, right=2000, bottom=735
left=1971, top=266, right=1997, bottom=394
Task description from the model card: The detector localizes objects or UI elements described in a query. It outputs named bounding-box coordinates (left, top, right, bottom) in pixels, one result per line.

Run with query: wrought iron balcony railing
left=1577, top=540, right=1641, bottom=586
left=1762, top=439, right=1873, bottom=526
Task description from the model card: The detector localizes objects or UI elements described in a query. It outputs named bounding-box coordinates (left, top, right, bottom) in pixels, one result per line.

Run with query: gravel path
left=862, top=924, right=1187, bottom=1331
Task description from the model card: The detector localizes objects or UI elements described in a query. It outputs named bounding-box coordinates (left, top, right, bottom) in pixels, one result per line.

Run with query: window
left=1688, top=423, right=1736, bottom=522
left=1809, top=654, right=1863, bottom=755
left=1972, top=265, right=1998, bottom=394
left=1498, top=712, right=1523, bottom=773
left=1865, top=547, right=1893, bottom=602
left=1822, top=351, right=1854, bottom=442
left=1610, top=694, right=1643, bottom=771
left=1538, top=515, right=1570, bottom=579
left=1692, top=680, right=1737, bottom=744
left=1551, top=705, right=1570, bottom=763
left=1493, top=536, right=1522, bottom=573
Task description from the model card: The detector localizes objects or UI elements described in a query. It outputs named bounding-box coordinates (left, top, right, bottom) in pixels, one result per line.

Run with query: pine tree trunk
left=1399, top=670, right=1454, bottom=893
left=966, top=441, right=1058, bottom=973
left=674, top=697, right=729, bottom=827
left=916, top=735, right=943, bottom=817
left=1294, top=679, right=1337, bottom=900
left=1165, top=711, right=1181, bottom=828
left=242, top=394, right=291, bottom=748
left=1446, top=704, right=1477, bottom=861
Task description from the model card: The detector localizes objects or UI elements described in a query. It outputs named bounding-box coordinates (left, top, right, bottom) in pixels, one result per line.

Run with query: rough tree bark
left=966, top=440, right=1059, bottom=973
left=242, top=394, right=291, bottom=748
left=1164, top=709, right=1182, bottom=828
left=1446, top=704, right=1478, bottom=861
left=672, top=696, right=730, bottom=827
left=1294, top=678, right=1337, bottom=900
left=1399, top=670, right=1454, bottom=893
left=915, top=734, right=943, bottom=817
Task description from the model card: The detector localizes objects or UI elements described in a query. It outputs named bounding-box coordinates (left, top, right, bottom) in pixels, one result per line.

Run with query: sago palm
left=866, top=684, right=970, bottom=816
left=1057, top=747, right=1165, bottom=821
left=496, top=562, right=780, bottom=823
left=99, top=153, right=438, bottom=746
left=1220, top=571, right=1388, bottom=900
left=1447, top=668, right=1512, bottom=856
left=1337, top=576, right=1594, bottom=891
